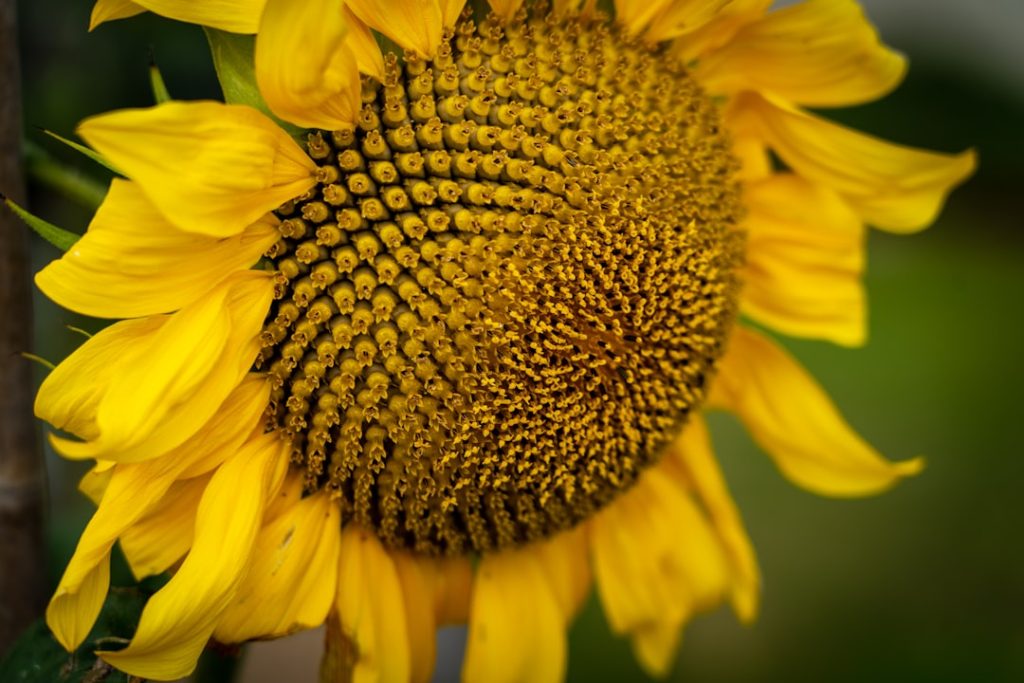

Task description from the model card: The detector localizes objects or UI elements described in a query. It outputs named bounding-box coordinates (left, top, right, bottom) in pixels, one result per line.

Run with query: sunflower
left=35, top=0, right=974, bottom=681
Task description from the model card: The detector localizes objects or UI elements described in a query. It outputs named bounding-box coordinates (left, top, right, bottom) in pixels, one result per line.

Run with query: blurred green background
left=12, top=0, right=1023, bottom=681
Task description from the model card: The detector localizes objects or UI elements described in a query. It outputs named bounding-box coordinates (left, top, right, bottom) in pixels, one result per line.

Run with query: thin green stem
left=23, top=139, right=107, bottom=209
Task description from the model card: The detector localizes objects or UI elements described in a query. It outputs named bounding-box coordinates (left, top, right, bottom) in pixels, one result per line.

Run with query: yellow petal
left=614, top=0, right=673, bottom=36
left=99, top=433, right=282, bottom=679
left=671, top=0, right=770, bottom=60
left=441, top=0, right=467, bottom=26
left=93, top=0, right=266, bottom=33
left=646, top=0, right=732, bottom=43
left=119, top=474, right=208, bottom=580
left=215, top=492, right=340, bottom=642
left=741, top=173, right=867, bottom=346
left=534, top=526, right=592, bottom=622
left=463, top=549, right=567, bottom=683
left=630, top=621, right=681, bottom=679
left=347, top=0, right=443, bottom=59
left=696, top=0, right=906, bottom=106
left=710, top=326, right=924, bottom=495
left=46, top=373, right=264, bottom=651
left=343, top=7, right=386, bottom=80
left=668, top=416, right=760, bottom=622
left=255, top=0, right=361, bottom=130
left=77, top=101, right=315, bottom=237
left=78, top=462, right=114, bottom=506
left=487, top=0, right=524, bottom=20
left=730, top=92, right=976, bottom=232
left=335, top=526, right=411, bottom=683
left=90, top=0, right=146, bottom=30
left=35, top=179, right=279, bottom=319
left=47, top=271, right=274, bottom=463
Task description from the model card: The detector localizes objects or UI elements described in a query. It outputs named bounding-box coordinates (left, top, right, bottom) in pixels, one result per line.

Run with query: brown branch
left=0, top=0, right=45, bottom=656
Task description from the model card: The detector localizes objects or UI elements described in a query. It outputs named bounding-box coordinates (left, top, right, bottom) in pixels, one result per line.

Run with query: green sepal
left=204, top=28, right=305, bottom=139
left=2, top=195, right=80, bottom=252
left=0, top=586, right=149, bottom=683
left=148, top=54, right=172, bottom=104
left=38, top=129, right=121, bottom=175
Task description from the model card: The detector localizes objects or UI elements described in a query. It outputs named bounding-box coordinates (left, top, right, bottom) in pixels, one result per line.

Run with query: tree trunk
left=0, top=0, right=45, bottom=656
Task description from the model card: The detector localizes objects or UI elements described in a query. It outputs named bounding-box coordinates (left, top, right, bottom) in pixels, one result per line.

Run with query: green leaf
left=39, top=129, right=122, bottom=175
left=0, top=587, right=148, bottom=683
left=2, top=196, right=80, bottom=252
left=204, top=28, right=305, bottom=138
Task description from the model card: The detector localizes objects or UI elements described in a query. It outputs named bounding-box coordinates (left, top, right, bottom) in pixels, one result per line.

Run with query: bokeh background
left=11, top=0, right=1023, bottom=681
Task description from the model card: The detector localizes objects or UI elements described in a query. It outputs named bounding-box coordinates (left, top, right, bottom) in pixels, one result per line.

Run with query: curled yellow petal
left=741, top=173, right=867, bottom=346
left=99, top=433, right=283, bottom=679
left=463, top=548, right=567, bottom=683
left=215, top=492, right=340, bottom=642
left=77, top=101, right=315, bottom=237
left=119, top=474, right=208, bottom=580
left=730, top=92, right=976, bottom=232
left=710, top=326, right=925, bottom=496
left=93, top=0, right=266, bottom=33
left=255, top=0, right=361, bottom=130
left=696, top=0, right=906, bottom=106
left=347, top=0, right=443, bottom=59
left=35, top=179, right=279, bottom=319
left=89, top=0, right=146, bottom=31
left=44, top=271, right=274, bottom=463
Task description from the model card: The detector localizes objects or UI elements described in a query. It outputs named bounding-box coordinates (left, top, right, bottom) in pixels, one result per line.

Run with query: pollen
left=255, top=8, right=744, bottom=554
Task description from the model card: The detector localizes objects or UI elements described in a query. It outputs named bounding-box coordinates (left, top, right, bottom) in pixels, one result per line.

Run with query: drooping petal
left=741, top=173, right=867, bottom=346
left=463, top=548, right=567, bottom=683
left=89, top=0, right=146, bottom=31
left=710, top=326, right=924, bottom=496
left=215, top=492, right=340, bottom=642
left=119, top=474, right=208, bottom=580
left=45, top=378, right=268, bottom=650
left=534, top=526, right=592, bottom=622
left=46, top=271, right=274, bottom=463
left=347, top=0, right=443, bottom=59
left=590, top=467, right=730, bottom=677
left=730, top=92, right=976, bottom=232
left=668, top=416, right=760, bottom=622
left=77, top=101, right=315, bottom=237
left=343, top=6, right=386, bottom=80
left=334, top=526, right=411, bottom=683
left=35, top=179, right=279, bottom=319
left=255, top=0, right=361, bottom=130
left=696, top=0, right=906, bottom=106
left=99, top=433, right=283, bottom=679
left=91, top=0, right=266, bottom=33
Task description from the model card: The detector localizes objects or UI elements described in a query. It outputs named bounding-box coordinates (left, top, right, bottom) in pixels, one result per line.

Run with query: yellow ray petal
left=89, top=0, right=146, bottom=31
left=730, top=92, right=976, bottom=232
left=255, top=0, right=361, bottom=130
left=671, top=0, right=770, bottom=60
left=614, top=0, right=673, bottom=36
left=119, top=474, right=208, bottom=580
left=630, top=621, right=681, bottom=679
left=441, top=0, right=467, bottom=26
left=487, top=0, right=524, bottom=20
left=696, top=0, right=905, bottom=106
left=391, top=553, right=440, bottom=683
left=463, top=548, right=567, bottom=683
left=335, top=526, right=411, bottom=683
left=78, top=463, right=113, bottom=506
left=343, top=6, right=386, bottom=80
left=347, top=0, right=443, bottom=59
left=77, top=101, right=315, bottom=237
left=668, top=416, right=760, bottom=622
left=35, top=179, right=278, bottom=319
left=710, top=326, right=925, bottom=495
left=215, top=492, right=340, bottom=642
left=99, top=433, right=282, bottom=679
left=534, top=526, right=592, bottom=622
left=646, top=0, right=732, bottom=43
left=46, top=378, right=267, bottom=650
left=92, top=0, right=266, bottom=33
left=740, top=173, right=867, bottom=346
left=46, top=271, right=274, bottom=463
